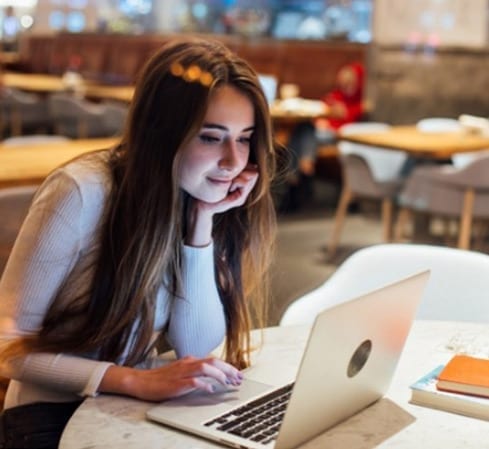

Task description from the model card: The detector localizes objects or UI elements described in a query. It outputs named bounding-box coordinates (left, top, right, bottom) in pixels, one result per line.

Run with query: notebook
left=146, top=270, right=430, bottom=449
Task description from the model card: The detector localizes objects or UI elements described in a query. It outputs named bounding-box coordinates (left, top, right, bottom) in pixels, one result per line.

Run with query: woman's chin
left=193, top=191, right=228, bottom=204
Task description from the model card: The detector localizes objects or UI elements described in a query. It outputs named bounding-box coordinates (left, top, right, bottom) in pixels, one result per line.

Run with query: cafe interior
left=2, top=0, right=489, bottom=317
left=1, top=1, right=489, bottom=447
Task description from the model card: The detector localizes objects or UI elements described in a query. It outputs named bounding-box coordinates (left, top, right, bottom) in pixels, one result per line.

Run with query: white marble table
left=60, top=321, right=489, bottom=449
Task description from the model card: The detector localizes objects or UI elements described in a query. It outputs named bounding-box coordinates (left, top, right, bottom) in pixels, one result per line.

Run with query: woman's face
left=178, top=84, right=255, bottom=203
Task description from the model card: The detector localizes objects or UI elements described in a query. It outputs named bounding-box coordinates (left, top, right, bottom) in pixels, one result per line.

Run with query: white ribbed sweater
left=0, top=150, right=226, bottom=409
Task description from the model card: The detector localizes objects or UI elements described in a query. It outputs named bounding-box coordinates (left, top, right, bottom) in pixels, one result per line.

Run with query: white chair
left=280, top=243, right=489, bottom=326
left=0, top=185, right=38, bottom=275
left=328, top=122, right=408, bottom=258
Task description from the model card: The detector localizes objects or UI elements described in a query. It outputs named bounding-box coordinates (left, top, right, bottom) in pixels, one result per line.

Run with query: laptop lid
left=146, top=270, right=430, bottom=449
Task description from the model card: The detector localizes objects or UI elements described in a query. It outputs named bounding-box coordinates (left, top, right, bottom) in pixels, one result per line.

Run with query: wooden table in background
left=3, top=72, right=66, bottom=93
left=339, top=125, right=489, bottom=159
left=0, top=137, right=120, bottom=187
left=3, top=72, right=134, bottom=102
left=83, top=84, right=134, bottom=102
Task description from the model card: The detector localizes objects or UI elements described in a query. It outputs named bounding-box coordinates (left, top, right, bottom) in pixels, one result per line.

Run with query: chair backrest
left=1, top=87, right=50, bottom=132
left=2, top=87, right=40, bottom=106
left=49, top=93, right=105, bottom=118
left=279, top=243, right=489, bottom=326
left=416, top=117, right=462, bottom=133
left=0, top=185, right=38, bottom=275
left=400, top=154, right=489, bottom=217
left=452, top=150, right=489, bottom=169
left=48, top=93, right=112, bottom=137
left=338, top=122, right=407, bottom=182
left=102, top=101, right=128, bottom=136
left=2, top=135, right=71, bottom=146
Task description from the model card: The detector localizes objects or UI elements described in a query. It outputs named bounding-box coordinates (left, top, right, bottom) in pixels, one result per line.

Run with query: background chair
left=451, top=115, right=489, bottom=169
left=395, top=117, right=463, bottom=176
left=327, top=122, right=408, bottom=258
left=0, top=87, right=52, bottom=137
left=280, top=243, right=489, bottom=326
left=0, top=185, right=38, bottom=276
left=101, top=100, right=129, bottom=136
left=395, top=154, right=489, bottom=250
left=0, top=184, right=38, bottom=410
left=451, top=149, right=489, bottom=169
left=1, top=135, right=71, bottom=146
left=48, top=93, right=126, bottom=138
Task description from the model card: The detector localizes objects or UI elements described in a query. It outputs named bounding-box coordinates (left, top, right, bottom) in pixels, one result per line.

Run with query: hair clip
left=170, top=62, right=213, bottom=87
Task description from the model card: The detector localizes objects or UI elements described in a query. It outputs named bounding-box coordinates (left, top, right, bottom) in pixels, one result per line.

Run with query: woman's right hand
left=100, top=356, right=243, bottom=402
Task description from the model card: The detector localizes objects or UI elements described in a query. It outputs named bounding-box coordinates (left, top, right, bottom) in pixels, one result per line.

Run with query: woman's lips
left=207, top=177, right=232, bottom=186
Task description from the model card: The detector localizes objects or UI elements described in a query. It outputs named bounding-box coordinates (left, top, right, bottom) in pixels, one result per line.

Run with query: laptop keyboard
left=204, top=382, right=294, bottom=445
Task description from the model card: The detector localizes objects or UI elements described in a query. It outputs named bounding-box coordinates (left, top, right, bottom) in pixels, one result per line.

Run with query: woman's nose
left=218, top=140, right=240, bottom=171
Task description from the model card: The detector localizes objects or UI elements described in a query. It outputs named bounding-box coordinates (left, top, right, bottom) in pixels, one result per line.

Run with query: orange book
left=437, top=355, right=489, bottom=398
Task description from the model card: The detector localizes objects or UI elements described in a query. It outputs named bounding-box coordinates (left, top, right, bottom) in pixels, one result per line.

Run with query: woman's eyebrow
left=202, top=123, right=255, bottom=132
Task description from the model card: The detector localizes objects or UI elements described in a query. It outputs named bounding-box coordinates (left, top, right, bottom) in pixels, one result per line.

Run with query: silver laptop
left=146, top=270, right=430, bottom=449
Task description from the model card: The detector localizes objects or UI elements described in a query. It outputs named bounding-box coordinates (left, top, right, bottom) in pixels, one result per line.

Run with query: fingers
left=134, top=356, right=244, bottom=401
left=226, top=168, right=258, bottom=205
left=229, top=171, right=258, bottom=194
left=181, top=356, right=243, bottom=387
left=191, top=164, right=259, bottom=217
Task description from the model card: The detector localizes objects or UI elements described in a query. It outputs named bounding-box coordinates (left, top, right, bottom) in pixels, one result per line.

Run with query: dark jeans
left=0, top=401, right=82, bottom=449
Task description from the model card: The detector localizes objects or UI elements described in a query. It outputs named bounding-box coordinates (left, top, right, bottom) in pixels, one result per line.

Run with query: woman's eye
left=237, top=136, right=252, bottom=145
left=199, top=134, right=220, bottom=143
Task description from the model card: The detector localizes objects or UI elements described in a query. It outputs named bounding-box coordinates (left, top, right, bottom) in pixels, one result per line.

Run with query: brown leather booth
left=15, top=33, right=366, bottom=184
left=18, top=33, right=366, bottom=100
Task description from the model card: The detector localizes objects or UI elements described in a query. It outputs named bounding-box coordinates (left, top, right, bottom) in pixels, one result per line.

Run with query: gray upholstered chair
left=395, top=154, right=489, bottom=250
left=280, top=243, right=489, bottom=326
left=101, top=101, right=128, bottom=136
left=0, top=87, right=51, bottom=136
left=0, top=185, right=38, bottom=275
left=328, top=122, right=408, bottom=258
left=48, top=93, right=127, bottom=138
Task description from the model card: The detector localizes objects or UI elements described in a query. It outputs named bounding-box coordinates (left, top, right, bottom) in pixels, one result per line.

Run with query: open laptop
left=146, top=270, right=430, bottom=449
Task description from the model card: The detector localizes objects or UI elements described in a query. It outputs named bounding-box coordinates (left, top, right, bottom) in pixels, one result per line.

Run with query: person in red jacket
left=316, top=61, right=365, bottom=134
left=280, top=62, right=365, bottom=212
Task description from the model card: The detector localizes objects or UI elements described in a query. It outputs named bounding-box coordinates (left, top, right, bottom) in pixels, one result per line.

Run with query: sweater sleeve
left=167, top=243, right=226, bottom=359
left=0, top=169, right=113, bottom=397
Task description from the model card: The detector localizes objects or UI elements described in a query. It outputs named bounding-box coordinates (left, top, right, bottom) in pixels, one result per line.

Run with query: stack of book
left=409, top=354, right=489, bottom=420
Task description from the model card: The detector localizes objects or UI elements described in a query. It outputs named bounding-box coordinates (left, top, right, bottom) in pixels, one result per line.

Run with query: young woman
left=0, top=37, right=277, bottom=448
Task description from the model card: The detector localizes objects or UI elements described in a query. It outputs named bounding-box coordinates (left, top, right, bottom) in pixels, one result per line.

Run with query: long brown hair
left=9, top=37, right=277, bottom=369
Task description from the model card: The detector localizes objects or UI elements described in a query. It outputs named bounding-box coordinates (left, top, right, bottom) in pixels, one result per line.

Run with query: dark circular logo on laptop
left=347, top=339, right=372, bottom=378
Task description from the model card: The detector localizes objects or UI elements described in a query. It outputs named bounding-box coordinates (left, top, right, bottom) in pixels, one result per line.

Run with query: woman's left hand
left=184, top=164, right=259, bottom=247
left=205, top=163, right=259, bottom=215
